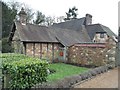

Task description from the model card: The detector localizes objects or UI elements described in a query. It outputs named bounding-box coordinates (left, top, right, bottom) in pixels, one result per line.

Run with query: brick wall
left=25, top=43, right=60, bottom=62
left=68, top=43, right=115, bottom=66
left=12, top=41, right=24, bottom=54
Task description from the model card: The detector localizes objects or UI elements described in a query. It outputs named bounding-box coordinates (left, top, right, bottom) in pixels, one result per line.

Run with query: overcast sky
left=3, top=0, right=119, bottom=35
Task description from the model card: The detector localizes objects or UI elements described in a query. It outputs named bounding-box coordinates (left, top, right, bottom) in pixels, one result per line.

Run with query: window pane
left=100, top=33, right=104, bottom=38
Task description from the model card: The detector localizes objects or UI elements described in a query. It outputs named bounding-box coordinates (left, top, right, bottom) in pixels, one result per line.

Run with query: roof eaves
left=100, top=24, right=117, bottom=37
left=8, top=22, right=16, bottom=42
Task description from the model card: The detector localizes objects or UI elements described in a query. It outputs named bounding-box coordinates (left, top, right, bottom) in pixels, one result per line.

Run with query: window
left=93, top=40, right=96, bottom=42
left=100, top=33, right=104, bottom=38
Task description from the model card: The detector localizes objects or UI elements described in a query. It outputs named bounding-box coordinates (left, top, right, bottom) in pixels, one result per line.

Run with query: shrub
left=1, top=53, right=28, bottom=64
left=2, top=38, right=14, bottom=53
left=0, top=53, right=26, bottom=58
left=2, top=57, right=48, bottom=89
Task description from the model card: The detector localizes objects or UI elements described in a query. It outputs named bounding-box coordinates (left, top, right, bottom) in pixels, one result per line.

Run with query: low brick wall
left=68, top=43, right=108, bottom=66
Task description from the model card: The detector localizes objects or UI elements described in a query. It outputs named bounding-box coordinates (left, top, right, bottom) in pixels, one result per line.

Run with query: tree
left=64, top=6, right=78, bottom=21
left=2, top=1, right=16, bottom=38
left=45, top=16, right=55, bottom=26
left=33, top=11, right=45, bottom=25
left=7, top=1, right=18, bottom=20
left=56, top=16, right=65, bottom=23
left=2, top=1, right=35, bottom=38
left=25, top=7, right=34, bottom=23
left=2, top=1, right=34, bottom=53
left=8, top=1, right=34, bottom=23
left=2, top=38, right=14, bottom=53
left=2, top=1, right=15, bottom=52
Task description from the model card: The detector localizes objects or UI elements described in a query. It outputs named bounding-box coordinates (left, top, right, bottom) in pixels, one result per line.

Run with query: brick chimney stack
left=85, top=14, right=92, bottom=25
left=18, top=7, right=27, bottom=25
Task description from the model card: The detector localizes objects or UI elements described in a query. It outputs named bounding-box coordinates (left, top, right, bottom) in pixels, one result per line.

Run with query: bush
left=1, top=53, right=28, bottom=64
left=2, top=38, right=14, bottom=53
left=2, top=57, right=48, bottom=89
left=0, top=53, right=26, bottom=58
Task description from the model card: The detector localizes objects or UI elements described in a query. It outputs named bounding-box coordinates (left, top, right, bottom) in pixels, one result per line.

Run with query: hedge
left=1, top=53, right=27, bottom=61
left=2, top=57, right=48, bottom=89
left=0, top=53, right=26, bottom=58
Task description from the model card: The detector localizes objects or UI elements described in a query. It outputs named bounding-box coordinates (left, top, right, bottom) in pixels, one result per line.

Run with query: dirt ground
left=74, top=68, right=118, bottom=88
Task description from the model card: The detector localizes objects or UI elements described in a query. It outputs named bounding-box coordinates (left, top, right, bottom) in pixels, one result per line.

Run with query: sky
left=3, top=0, right=119, bottom=35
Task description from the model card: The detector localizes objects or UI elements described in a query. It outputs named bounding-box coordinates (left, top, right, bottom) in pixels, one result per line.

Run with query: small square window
left=100, top=33, right=104, bottom=38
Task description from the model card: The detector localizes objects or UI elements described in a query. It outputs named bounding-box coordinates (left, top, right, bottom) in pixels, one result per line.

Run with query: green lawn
left=47, top=63, right=89, bottom=82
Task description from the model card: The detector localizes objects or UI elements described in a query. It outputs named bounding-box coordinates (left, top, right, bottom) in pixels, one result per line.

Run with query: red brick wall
left=68, top=44, right=109, bottom=66
left=25, top=43, right=60, bottom=62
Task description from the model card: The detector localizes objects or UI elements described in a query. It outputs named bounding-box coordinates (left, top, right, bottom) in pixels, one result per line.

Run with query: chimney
left=85, top=14, right=92, bottom=25
left=18, top=7, right=27, bottom=25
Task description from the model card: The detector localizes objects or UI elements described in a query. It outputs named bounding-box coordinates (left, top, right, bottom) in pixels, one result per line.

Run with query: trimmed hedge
left=1, top=53, right=28, bottom=63
left=0, top=53, right=26, bottom=58
left=2, top=57, right=48, bottom=89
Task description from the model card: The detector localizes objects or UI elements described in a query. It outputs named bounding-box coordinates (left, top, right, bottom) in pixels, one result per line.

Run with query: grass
left=47, top=63, right=89, bottom=83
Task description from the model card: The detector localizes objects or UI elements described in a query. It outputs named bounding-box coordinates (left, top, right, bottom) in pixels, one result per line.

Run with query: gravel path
left=74, top=68, right=118, bottom=88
